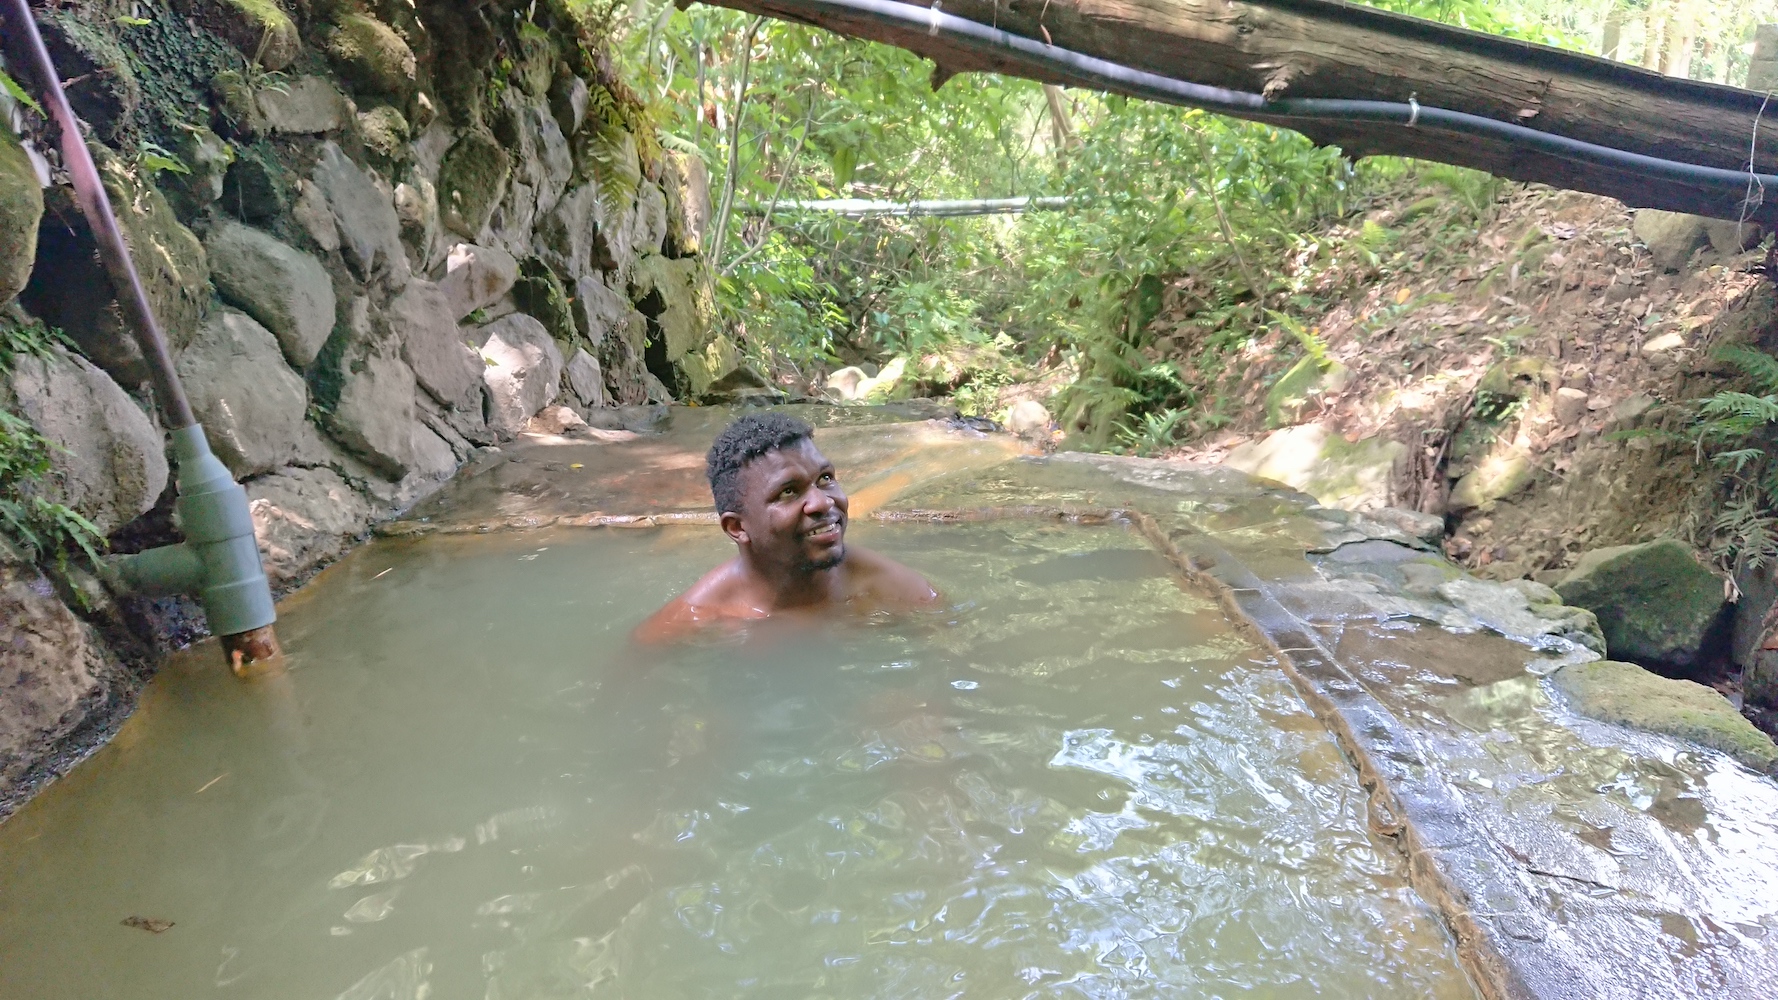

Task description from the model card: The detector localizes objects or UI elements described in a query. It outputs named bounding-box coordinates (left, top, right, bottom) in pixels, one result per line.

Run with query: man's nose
left=804, top=486, right=834, bottom=514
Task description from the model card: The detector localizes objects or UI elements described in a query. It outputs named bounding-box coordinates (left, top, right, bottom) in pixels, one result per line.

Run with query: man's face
left=728, top=439, right=849, bottom=573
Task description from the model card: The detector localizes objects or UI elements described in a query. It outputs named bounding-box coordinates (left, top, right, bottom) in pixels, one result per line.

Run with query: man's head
left=706, top=413, right=848, bottom=574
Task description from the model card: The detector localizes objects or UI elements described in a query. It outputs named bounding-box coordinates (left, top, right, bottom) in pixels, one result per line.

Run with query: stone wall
left=0, top=0, right=722, bottom=811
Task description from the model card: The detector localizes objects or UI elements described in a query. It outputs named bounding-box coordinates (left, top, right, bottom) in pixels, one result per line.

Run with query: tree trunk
left=1043, top=83, right=1077, bottom=155
left=691, top=0, right=1778, bottom=222
left=1600, top=8, right=1624, bottom=61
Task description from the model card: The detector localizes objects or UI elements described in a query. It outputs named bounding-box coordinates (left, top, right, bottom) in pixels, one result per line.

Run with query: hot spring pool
left=0, top=520, right=1477, bottom=998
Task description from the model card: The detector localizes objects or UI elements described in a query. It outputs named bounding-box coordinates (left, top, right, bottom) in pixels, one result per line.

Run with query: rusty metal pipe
left=2, top=0, right=281, bottom=674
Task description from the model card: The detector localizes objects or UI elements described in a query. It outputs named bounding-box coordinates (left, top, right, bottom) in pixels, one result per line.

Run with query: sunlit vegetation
left=584, top=0, right=1778, bottom=453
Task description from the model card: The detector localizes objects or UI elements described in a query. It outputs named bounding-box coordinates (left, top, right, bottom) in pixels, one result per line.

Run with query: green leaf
left=115, top=15, right=151, bottom=26
left=0, top=67, right=43, bottom=117
left=831, top=145, right=857, bottom=189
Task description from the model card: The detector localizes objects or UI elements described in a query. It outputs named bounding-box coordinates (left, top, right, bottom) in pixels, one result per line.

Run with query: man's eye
left=818, top=473, right=834, bottom=485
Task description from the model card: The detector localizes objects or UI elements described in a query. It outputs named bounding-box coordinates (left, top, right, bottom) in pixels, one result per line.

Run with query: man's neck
left=742, top=556, right=840, bottom=611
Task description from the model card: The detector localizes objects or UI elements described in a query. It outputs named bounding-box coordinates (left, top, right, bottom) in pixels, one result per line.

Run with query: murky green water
left=0, top=522, right=1474, bottom=998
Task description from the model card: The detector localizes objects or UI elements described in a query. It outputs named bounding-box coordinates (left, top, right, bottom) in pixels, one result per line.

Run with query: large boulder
left=1, top=545, right=127, bottom=797
left=310, top=142, right=410, bottom=288
left=1222, top=422, right=1405, bottom=511
left=1447, top=448, right=1535, bottom=512
left=1552, top=660, right=1778, bottom=774
left=35, top=13, right=138, bottom=142
left=176, top=310, right=314, bottom=479
left=1555, top=540, right=1727, bottom=672
left=564, top=348, right=605, bottom=408
left=2, top=349, right=167, bottom=535
left=0, top=128, right=43, bottom=307
left=204, top=220, right=336, bottom=368
left=472, top=314, right=562, bottom=438
left=386, top=280, right=483, bottom=411
left=436, top=243, right=519, bottom=321
left=247, top=467, right=374, bottom=588
left=327, top=342, right=455, bottom=481
left=438, top=129, right=513, bottom=239
left=322, top=13, right=416, bottom=98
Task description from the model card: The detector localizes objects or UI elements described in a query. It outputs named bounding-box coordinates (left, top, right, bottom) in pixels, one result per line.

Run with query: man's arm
left=848, top=547, right=941, bottom=608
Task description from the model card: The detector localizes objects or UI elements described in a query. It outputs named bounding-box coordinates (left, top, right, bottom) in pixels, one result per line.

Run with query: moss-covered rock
left=438, top=129, right=511, bottom=239
left=1552, top=660, right=1778, bottom=773
left=512, top=258, right=576, bottom=345
left=1222, top=422, right=1404, bottom=511
left=22, top=149, right=209, bottom=383
left=514, top=19, right=557, bottom=97
left=1448, top=448, right=1535, bottom=512
left=357, top=105, right=411, bottom=162
left=36, top=14, right=139, bottom=141
left=163, top=126, right=235, bottom=221
left=210, top=70, right=263, bottom=138
left=0, top=129, right=42, bottom=307
left=630, top=253, right=709, bottom=362
left=323, top=13, right=416, bottom=98
left=221, top=142, right=290, bottom=222
left=178, top=0, right=300, bottom=71
left=1556, top=540, right=1726, bottom=671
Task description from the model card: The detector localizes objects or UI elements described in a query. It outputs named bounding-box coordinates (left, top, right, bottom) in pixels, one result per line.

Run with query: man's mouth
left=804, top=520, right=843, bottom=543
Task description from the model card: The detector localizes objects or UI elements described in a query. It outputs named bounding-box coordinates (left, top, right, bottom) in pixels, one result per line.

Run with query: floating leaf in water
left=121, top=915, right=174, bottom=933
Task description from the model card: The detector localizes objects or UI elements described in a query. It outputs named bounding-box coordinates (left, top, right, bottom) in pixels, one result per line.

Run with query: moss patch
left=1553, top=659, right=1778, bottom=773
left=0, top=130, right=43, bottom=307
left=357, top=105, right=411, bottom=162
left=181, top=0, right=299, bottom=70
left=513, top=259, right=576, bottom=346
left=438, top=129, right=511, bottom=239
left=324, top=14, right=417, bottom=97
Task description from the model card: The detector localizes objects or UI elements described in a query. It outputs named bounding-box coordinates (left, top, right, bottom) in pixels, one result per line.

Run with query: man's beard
left=800, top=543, right=845, bottom=573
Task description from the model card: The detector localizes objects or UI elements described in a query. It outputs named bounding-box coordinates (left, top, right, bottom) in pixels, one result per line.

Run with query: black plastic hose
left=799, top=0, right=1778, bottom=203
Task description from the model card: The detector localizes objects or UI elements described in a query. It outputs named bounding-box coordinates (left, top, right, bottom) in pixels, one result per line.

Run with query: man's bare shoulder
left=844, top=545, right=940, bottom=608
left=631, top=559, right=757, bottom=644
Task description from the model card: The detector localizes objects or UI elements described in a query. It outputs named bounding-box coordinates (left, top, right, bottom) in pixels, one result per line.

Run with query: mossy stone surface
left=0, top=129, right=43, bottom=307
left=357, top=105, right=411, bottom=161
left=37, top=14, right=139, bottom=141
left=512, top=258, right=576, bottom=346
left=438, top=130, right=512, bottom=239
left=1556, top=539, right=1726, bottom=670
left=181, top=0, right=300, bottom=70
left=324, top=14, right=417, bottom=97
left=1552, top=659, right=1778, bottom=773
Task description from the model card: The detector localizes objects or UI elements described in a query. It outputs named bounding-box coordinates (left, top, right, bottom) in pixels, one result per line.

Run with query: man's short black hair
left=706, top=413, right=816, bottom=514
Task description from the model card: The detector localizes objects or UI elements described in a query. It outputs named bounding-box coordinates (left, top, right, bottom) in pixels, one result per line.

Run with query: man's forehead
left=741, top=439, right=831, bottom=480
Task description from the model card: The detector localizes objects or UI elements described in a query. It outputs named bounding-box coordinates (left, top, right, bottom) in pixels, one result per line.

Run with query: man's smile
left=804, top=520, right=843, bottom=542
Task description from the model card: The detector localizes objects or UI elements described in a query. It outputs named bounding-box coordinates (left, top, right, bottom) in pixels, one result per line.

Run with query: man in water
left=634, top=413, right=939, bottom=642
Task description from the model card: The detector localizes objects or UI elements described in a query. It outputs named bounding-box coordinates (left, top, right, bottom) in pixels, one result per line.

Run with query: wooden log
left=695, top=0, right=1778, bottom=223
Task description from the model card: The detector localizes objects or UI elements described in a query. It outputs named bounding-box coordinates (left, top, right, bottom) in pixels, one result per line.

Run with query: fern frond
left=1716, top=344, right=1778, bottom=396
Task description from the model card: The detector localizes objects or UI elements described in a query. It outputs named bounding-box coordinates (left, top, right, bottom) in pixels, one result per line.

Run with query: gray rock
left=1448, top=449, right=1535, bottom=512
left=565, top=348, right=606, bottom=408
left=1366, top=506, right=1446, bottom=546
left=574, top=273, right=645, bottom=349
left=1633, top=210, right=1712, bottom=272
left=664, top=152, right=709, bottom=256
left=357, top=106, right=410, bottom=161
left=825, top=367, right=866, bottom=401
left=548, top=73, right=588, bottom=136
left=184, top=0, right=299, bottom=71
left=327, top=340, right=423, bottom=480
left=1007, top=399, right=1051, bottom=438
left=437, top=243, right=519, bottom=320
left=387, top=280, right=484, bottom=412
left=1556, top=539, right=1727, bottom=672
left=291, top=179, right=341, bottom=252
left=699, top=366, right=781, bottom=405
left=1222, top=423, right=1405, bottom=512
left=0, top=128, right=41, bottom=307
left=525, top=404, right=589, bottom=436
left=311, top=141, right=410, bottom=288
left=1, top=546, right=125, bottom=796
left=257, top=76, right=349, bottom=134
left=204, top=220, right=336, bottom=368
left=1, top=349, right=167, bottom=535
left=176, top=310, right=314, bottom=479
left=1553, top=386, right=1589, bottom=426
left=471, top=314, right=563, bottom=438
left=165, top=126, right=233, bottom=220
left=631, top=181, right=669, bottom=257
left=535, top=183, right=601, bottom=279
left=1704, top=219, right=1762, bottom=256
left=393, top=178, right=440, bottom=271
left=247, top=467, right=374, bottom=588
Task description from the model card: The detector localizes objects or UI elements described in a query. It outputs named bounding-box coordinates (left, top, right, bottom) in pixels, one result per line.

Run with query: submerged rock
left=0, top=129, right=43, bottom=307
left=204, top=220, right=336, bottom=368
left=1555, top=540, right=1726, bottom=672
left=176, top=310, right=315, bottom=479
left=1, top=349, right=167, bottom=535
left=247, top=467, right=374, bottom=588
left=1552, top=659, right=1778, bottom=773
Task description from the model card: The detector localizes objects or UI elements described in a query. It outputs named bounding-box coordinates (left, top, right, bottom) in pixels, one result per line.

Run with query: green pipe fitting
left=104, top=426, right=275, bottom=637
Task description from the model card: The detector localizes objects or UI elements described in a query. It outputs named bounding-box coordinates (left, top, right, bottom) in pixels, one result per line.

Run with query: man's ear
left=720, top=510, right=748, bottom=545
